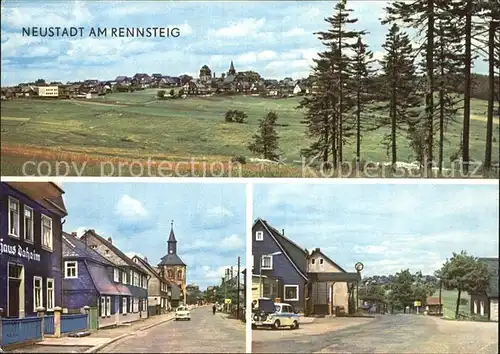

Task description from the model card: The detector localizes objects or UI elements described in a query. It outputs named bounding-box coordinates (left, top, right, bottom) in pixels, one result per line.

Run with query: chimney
left=144, top=257, right=148, bottom=263
left=315, top=248, right=320, bottom=253
left=107, top=237, right=112, bottom=244
left=71, top=232, right=77, bottom=237
left=90, top=229, right=95, bottom=233
left=282, top=229, right=285, bottom=235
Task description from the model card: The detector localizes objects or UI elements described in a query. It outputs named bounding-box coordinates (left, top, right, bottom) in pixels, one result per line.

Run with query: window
left=177, top=270, right=182, bottom=280
left=319, top=258, right=324, bottom=265
left=106, top=296, right=111, bottom=316
left=64, top=261, right=78, bottom=278
left=133, top=272, right=139, bottom=287
left=311, top=259, right=315, bottom=265
left=141, top=298, right=147, bottom=311
left=24, top=206, right=34, bottom=243
left=261, top=255, right=273, bottom=270
left=34, top=276, right=43, bottom=311
left=283, top=285, right=299, bottom=301
left=41, top=215, right=53, bottom=250
left=480, top=301, right=485, bottom=316
left=255, top=231, right=263, bottom=241
left=129, top=270, right=133, bottom=285
left=8, top=198, right=20, bottom=237
left=133, top=297, right=139, bottom=312
left=46, top=278, right=55, bottom=311
left=474, top=300, right=478, bottom=314
left=122, top=297, right=128, bottom=314
left=113, top=269, right=119, bottom=282
left=167, top=270, right=173, bottom=278
left=122, top=271, right=128, bottom=284
left=100, top=296, right=111, bottom=317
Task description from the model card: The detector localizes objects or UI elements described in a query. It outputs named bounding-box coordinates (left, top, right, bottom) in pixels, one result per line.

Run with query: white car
left=175, top=306, right=191, bottom=321
left=252, top=298, right=300, bottom=330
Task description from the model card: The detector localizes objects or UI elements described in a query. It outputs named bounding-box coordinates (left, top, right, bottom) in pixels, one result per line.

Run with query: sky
left=61, top=182, right=245, bottom=290
left=0, top=0, right=490, bottom=86
left=254, top=183, right=499, bottom=276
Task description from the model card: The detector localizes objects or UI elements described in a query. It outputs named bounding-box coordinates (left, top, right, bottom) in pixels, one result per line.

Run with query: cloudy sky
left=254, top=183, right=499, bottom=276
left=1, top=0, right=489, bottom=86
left=62, top=182, right=245, bottom=290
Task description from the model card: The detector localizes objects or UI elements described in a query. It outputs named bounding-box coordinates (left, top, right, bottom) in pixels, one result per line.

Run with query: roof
left=426, top=296, right=441, bottom=305
left=81, top=229, right=146, bottom=274
left=132, top=256, right=164, bottom=283
left=158, top=254, right=186, bottom=266
left=255, top=218, right=308, bottom=280
left=479, top=258, right=499, bottom=297
left=307, top=272, right=360, bottom=282
left=62, top=232, right=114, bottom=266
left=309, top=248, right=347, bottom=272
left=87, top=262, right=131, bottom=296
left=5, top=182, right=68, bottom=216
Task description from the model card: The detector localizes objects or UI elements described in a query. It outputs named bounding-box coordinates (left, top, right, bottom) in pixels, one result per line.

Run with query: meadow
left=1, top=89, right=498, bottom=176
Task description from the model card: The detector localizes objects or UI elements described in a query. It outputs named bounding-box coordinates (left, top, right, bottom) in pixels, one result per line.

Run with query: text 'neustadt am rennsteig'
left=22, top=27, right=182, bottom=38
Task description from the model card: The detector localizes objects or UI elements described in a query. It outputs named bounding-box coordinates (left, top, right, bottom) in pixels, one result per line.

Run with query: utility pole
left=224, top=268, right=228, bottom=313
left=237, top=256, right=241, bottom=320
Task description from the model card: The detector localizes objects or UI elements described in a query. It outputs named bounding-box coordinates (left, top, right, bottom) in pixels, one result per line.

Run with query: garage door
left=490, top=299, right=498, bottom=321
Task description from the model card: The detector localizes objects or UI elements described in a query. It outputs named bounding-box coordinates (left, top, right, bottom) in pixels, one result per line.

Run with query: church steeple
left=228, top=60, right=236, bottom=75
left=168, top=220, right=177, bottom=254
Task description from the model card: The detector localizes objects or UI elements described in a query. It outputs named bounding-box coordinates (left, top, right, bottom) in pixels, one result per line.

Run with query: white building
left=38, top=86, right=59, bottom=97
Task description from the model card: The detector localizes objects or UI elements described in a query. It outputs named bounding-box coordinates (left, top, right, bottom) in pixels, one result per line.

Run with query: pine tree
left=313, top=0, right=366, bottom=165
left=375, top=24, right=421, bottom=167
left=248, top=111, right=280, bottom=161
left=350, top=36, right=376, bottom=167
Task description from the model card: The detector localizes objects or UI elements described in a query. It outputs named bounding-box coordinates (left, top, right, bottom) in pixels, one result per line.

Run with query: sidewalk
left=37, top=312, right=176, bottom=352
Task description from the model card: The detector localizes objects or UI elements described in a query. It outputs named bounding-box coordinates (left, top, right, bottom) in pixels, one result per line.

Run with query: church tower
left=228, top=60, right=236, bottom=76
left=158, top=221, right=187, bottom=305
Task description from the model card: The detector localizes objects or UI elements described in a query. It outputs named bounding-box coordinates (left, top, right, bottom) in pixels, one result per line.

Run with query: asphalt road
left=253, top=314, right=499, bottom=353
left=101, top=308, right=246, bottom=353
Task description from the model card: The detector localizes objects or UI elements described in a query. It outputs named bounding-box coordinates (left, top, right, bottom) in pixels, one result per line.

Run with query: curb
left=84, top=316, right=175, bottom=353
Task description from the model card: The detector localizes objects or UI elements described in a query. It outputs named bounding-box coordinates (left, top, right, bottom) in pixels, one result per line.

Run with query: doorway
left=8, top=263, right=23, bottom=318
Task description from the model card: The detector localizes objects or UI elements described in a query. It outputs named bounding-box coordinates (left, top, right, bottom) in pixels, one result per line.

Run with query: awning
left=308, top=272, right=361, bottom=282
left=87, top=263, right=132, bottom=296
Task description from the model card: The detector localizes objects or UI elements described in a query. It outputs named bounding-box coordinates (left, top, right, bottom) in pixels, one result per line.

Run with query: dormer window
left=319, top=259, right=324, bottom=264
left=255, top=231, right=263, bottom=241
left=311, top=259, right=315, bottom=264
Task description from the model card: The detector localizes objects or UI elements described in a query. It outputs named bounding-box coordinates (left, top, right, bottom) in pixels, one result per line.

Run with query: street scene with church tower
left=0, top=182, right=246, bottom=353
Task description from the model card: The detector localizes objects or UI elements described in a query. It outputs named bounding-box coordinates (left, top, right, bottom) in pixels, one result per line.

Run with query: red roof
left=426, top=296, right=441, bottom=305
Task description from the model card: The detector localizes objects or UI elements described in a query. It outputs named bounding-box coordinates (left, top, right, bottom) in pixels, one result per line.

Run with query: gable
left=308, top=251, right=346, bottom=273
left=253, top=218, right=308, bottom=280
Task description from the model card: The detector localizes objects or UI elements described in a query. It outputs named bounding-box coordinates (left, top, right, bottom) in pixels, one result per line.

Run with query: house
left=293, top=82, right=310, bottom=95
left=425, top=296, right=443, bottom=316
left=62, top=232, right=134, bottom=328
left=252, top=218, right=360, bottom=315
left=132, top=73, right=152, bottom=87
left=0, top=182, right=67, bottom=318
left=131, top=255, right=175, bottom=315
left=157, top=222, right=187, bottom=306
left=115, top=76, right=132, bottom=85
left=38, top=86, right=59, bottom=97
left=80, top=229, right=149, bottom=324
left=470, top=257, right=498, bottom=321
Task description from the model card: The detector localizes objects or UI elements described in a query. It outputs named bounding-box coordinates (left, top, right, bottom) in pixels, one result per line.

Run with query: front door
left=7, top=264, right=23, bottom=318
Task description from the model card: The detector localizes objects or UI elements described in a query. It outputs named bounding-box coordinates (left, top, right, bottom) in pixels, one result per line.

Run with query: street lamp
left=260, top=251, right=282, bottom=298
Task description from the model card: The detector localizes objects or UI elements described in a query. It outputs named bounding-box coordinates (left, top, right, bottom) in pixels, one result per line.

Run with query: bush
left=157, top=90, right=166, bottom=98
left=225, top=110, right=247, bottom=123
left=169, top=89, right=175, bottom=97
left=231, top=156, right=247, bottom=164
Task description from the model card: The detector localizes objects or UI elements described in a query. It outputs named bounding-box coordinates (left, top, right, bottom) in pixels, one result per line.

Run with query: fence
left=43, top=315, right=54, bottom=335
left=1, top=317, right=42, bottom=346
left=61, top=314, right=87, bottom=334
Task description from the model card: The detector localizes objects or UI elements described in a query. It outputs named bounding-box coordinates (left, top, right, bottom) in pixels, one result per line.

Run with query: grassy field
left=1, top=89, right=498, bottom=176
left=441, top=289, right=470, bottom=319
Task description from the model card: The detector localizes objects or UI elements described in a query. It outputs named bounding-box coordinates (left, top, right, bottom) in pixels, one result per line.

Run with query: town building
left=157, top=222, right=187, bottom=306
left=37, top=86, right=59, bottom=97
left=470, top=257, right=498, bottom=321
left=131, top=255, right=180, bottom=314
left=0, top=182, right=67, bottom=318
left=252, top=218, right=360, bottom=315
left=80, top=229, right=149, bottom=324
left=61, top=232, right=135, bottom=328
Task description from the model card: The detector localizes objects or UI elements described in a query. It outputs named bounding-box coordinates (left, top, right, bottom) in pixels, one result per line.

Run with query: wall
left=252, top=221, right=306, bottom=311
left=0, top=184, right=63, bottom=318
left=62, top=259, right=98, bottom=309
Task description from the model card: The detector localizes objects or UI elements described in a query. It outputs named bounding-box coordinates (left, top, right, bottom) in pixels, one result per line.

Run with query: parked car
left=175, top=306, right=191, bottom=321
left=252, top=297, right=300, bottom=330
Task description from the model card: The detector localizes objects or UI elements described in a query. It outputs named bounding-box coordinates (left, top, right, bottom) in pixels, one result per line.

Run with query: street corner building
left=252, top=218, right=361, bottom=316
left=0, top=182, right=67, bottom=318
left=470, top=257, right=499, bottom=322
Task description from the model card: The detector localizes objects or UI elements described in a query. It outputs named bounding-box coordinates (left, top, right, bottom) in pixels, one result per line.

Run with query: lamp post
left=260, top=252, right=282, bottom=298
left=354, top=262, right=364, bottom=312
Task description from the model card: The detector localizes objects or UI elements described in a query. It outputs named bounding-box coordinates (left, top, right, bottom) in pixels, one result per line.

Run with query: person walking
left=212, top=304, right=217, bottom=315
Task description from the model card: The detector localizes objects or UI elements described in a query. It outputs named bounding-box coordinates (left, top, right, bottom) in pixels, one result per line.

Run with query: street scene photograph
left=251, top=182, right=499, bottom=353
left=1, top=0, right=498, bottom=177
left=0, top=181, right=246, bottom=353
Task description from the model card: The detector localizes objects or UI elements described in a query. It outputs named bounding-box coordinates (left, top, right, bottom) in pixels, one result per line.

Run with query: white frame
left=24, top=206, right=34, bottom=243
left=41, top=214, right=53, bottom=251
left=64, top=261, right=78, bottom=279
left=113, top=268, right=119, bottom=282
left=105, top=296, right=111, bottom=317
left=8, top=197, right=20, bottom=238
left=100, top=297, right=106, bottom=317
left=46, top=278, right=55, bottom=311
left=122, top=297, right=127, bottom=314
left=255, top=231, right=263, bottom=241
left=33, top=276, right=43, bottom=312
left=283, top=284, right=299, bottom=302
left=261, top=255, right=273, bottom=270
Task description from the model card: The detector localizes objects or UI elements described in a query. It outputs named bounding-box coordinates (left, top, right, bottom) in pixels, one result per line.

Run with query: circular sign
left=355, top=262, right=364, bottom=272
